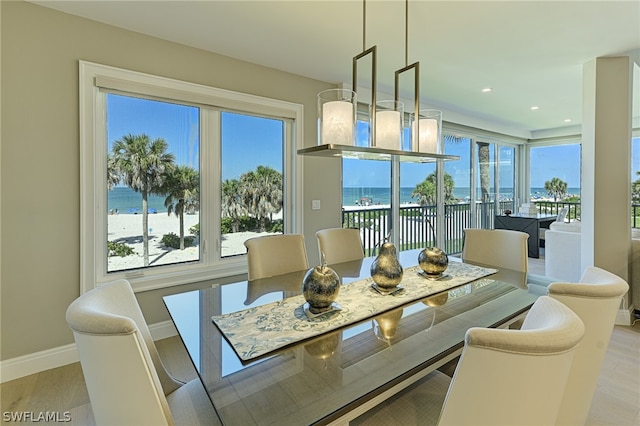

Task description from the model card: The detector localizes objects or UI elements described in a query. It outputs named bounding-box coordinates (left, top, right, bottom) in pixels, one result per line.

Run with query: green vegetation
left=160, top=165, right=199, bottom=250
left=107, top=131, right=284, bottom=261
left=108, top=241, right=135, bottom=257
left=632, top=171, right=640, bottom=204
left=109, top=133, right=175, bottom=265
left=343, top=210, right=384, bottom=230
left=161, top=232, right=195, bottom=249
left=411, top=171, right=456, bottom=205
left=544, top=177, right=568, bottom=201
left=222, top=165, right=283, bottom=233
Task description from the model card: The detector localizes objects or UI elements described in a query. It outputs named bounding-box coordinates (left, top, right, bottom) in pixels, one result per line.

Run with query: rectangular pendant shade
left=411, top=110, right=442, bottom=153
left=373, top=100, right=403, bottom=150
left=318, top=89, right=357, bottom=145
left=376, top=110, right=402, bottom=149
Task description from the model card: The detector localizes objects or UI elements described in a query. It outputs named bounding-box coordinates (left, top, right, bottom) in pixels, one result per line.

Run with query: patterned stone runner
left=212, top=262, right=497, bottom=362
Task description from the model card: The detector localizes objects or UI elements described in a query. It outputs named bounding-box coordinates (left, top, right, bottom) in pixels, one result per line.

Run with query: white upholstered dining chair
left=547, top=266, right=629, bottom=426
left=316, top=227, right=365, bottom=265
left=352, top=295, right=585, bottom=426
left=437, top=295, right=585, bottom=426
left=66, top=279, right=219, bottom=425
left=461, top=228, right=529, bottom=273
left=244, top=233, right=309, bottom=280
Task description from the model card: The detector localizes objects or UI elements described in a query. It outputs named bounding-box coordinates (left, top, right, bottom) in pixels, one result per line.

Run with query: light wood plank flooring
left=3, top=326, right=638, bottom=425
left=2, top=253, right=638, bottom=425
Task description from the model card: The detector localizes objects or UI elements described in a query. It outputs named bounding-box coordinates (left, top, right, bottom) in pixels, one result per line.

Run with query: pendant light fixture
left=317, top=88, right=357, bottom=146
left=374, top=99, right=404, bottom=150
left=394, top=0, right=443, bottom=154
left=352, top=0, right=377, bottom=147
left=412, top=109, right=442, bottom=153
left=394, top=0, right=419, bottom=152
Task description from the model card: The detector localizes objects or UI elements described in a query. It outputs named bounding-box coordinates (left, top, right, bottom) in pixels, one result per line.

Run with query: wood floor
left=2, top=254, right=638, bottom=425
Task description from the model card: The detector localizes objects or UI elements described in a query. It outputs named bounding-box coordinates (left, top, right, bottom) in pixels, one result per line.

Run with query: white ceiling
left=31, top=0, right=640, bottom=137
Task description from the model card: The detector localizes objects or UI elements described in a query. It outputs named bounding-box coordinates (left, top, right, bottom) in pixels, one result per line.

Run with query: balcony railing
left=342, top=201, right=592, bottom=255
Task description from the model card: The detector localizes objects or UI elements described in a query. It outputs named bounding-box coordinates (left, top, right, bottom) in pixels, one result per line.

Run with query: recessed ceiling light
left=564, top=118, right=572, bottom=123
left=481, top=88, right=492, bottom=92
left=530, top=106, right=540, bottom=110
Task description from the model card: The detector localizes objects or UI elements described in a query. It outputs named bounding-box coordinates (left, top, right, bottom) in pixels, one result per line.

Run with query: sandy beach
left=107, top=213, right=276, bottom=271
left=108, top=197, right=554, bottom=271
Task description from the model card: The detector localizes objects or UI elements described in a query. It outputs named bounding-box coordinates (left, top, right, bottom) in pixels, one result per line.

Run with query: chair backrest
left=316, top=228, right=365, bottom=265
left=438, top=296, right=584, bottom=426
left=547, top=266, right=629, bottom=426
left=244, top=234, right=309, bottom=280
left=66, top=279, right=182, bottom=425
left=461, top=228, right=528, bottom=273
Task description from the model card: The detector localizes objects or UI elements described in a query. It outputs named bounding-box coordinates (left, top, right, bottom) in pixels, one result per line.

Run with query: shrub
left=221, top=217, right=233, bottom=234
left=108, top=241, right=134, bottom=257
left=269, top=219, right=283, bottom=233
left=161, top=232, right=195, bottom=249
left=221, top=216, right=261, bottom=233
left=189, top=223, right=200, bottom=236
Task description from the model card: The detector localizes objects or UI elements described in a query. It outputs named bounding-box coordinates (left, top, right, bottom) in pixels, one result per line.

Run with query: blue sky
left=107, top=95, right=284, bottom=182
left=529, top=144, right=581, bottom=188
left=107, top=94, right=640, bottom=190
left=107, top=94, right=200, bottom=169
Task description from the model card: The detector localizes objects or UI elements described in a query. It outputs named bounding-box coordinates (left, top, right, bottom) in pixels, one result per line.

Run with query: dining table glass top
left=163, top=249, right=545, bottom=426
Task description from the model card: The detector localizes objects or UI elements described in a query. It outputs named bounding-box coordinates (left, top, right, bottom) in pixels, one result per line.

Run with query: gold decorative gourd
left=418, top=247, right=449, bottom=278
left=370, top=241, right=403, bottom=289
left=302, top=261, right=340, bottom=314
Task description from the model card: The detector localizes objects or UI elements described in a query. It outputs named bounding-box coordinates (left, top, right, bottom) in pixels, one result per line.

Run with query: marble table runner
left=212, top=262, right=497, bottom=362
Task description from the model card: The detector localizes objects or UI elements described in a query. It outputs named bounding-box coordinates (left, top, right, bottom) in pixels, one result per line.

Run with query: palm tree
left=106, top=154, right=120, bottom=191
left=222, top=179, right=246, bottom=233
left=411, top=171, right=455, bottom=205
left=477, top=142, right=491, bottom=228
left=110, top=134, right=175, bottom=265
left=161, top=165, right=199, bottom=250
left=240, top=165, right=283, bottom=232
left=412, top=179, right=436, bottom=205
left=544, top=177, right=568, bottom=202
left=632, top=171, right=640, bottom=204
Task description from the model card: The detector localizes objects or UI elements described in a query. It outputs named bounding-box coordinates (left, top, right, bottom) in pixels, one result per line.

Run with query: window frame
left=525, top=138, right=582, bottom=202
left=80, top=61, right=304, bottom=293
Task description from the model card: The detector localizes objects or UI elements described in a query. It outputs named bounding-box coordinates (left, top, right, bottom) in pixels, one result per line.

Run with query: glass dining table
left=163, top=249, right=546, bottom=425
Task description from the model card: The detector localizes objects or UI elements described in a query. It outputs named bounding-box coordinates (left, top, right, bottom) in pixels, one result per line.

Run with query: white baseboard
left=616, top=305, right=635, bottom=326
left=0, top=320, right=178, bottom=383
left=0, top=343, right=79, bottom=384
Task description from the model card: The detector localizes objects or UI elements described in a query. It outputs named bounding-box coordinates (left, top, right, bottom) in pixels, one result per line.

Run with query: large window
left=106, top=94, right=201, bottom=272
left=529, top=143, right=581, bottom=200
left=80, top=62, right=303, bottom=292
left=475, top=142, right=517, bottom=227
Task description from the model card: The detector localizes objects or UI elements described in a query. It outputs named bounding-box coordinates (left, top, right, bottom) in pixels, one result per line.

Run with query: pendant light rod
left=362, top=0, right=367, bottom=50
left=404, top=0, right=409, bottom=67
left=352, top=0, right=378, bottom=146
left=394, top=0, right=420, bottom=149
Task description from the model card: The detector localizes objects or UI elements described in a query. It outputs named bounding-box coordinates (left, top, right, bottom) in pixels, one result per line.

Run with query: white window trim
left=79, top=61, right=304, bottom=293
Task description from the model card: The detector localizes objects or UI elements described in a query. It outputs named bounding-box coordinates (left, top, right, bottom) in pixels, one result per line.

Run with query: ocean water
left=108, top=185, right=581, bottom=213
left=342, top=186, right=580, bottom=206
left=108, top=187, right=168, bottom=214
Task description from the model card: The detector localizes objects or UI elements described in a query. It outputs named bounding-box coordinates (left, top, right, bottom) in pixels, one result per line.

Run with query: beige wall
left=0, top=1, right=341, bottom=360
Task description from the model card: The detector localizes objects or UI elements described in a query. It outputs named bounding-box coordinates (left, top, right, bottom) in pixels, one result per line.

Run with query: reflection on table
left=163, top=249, right=545, bottom=425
